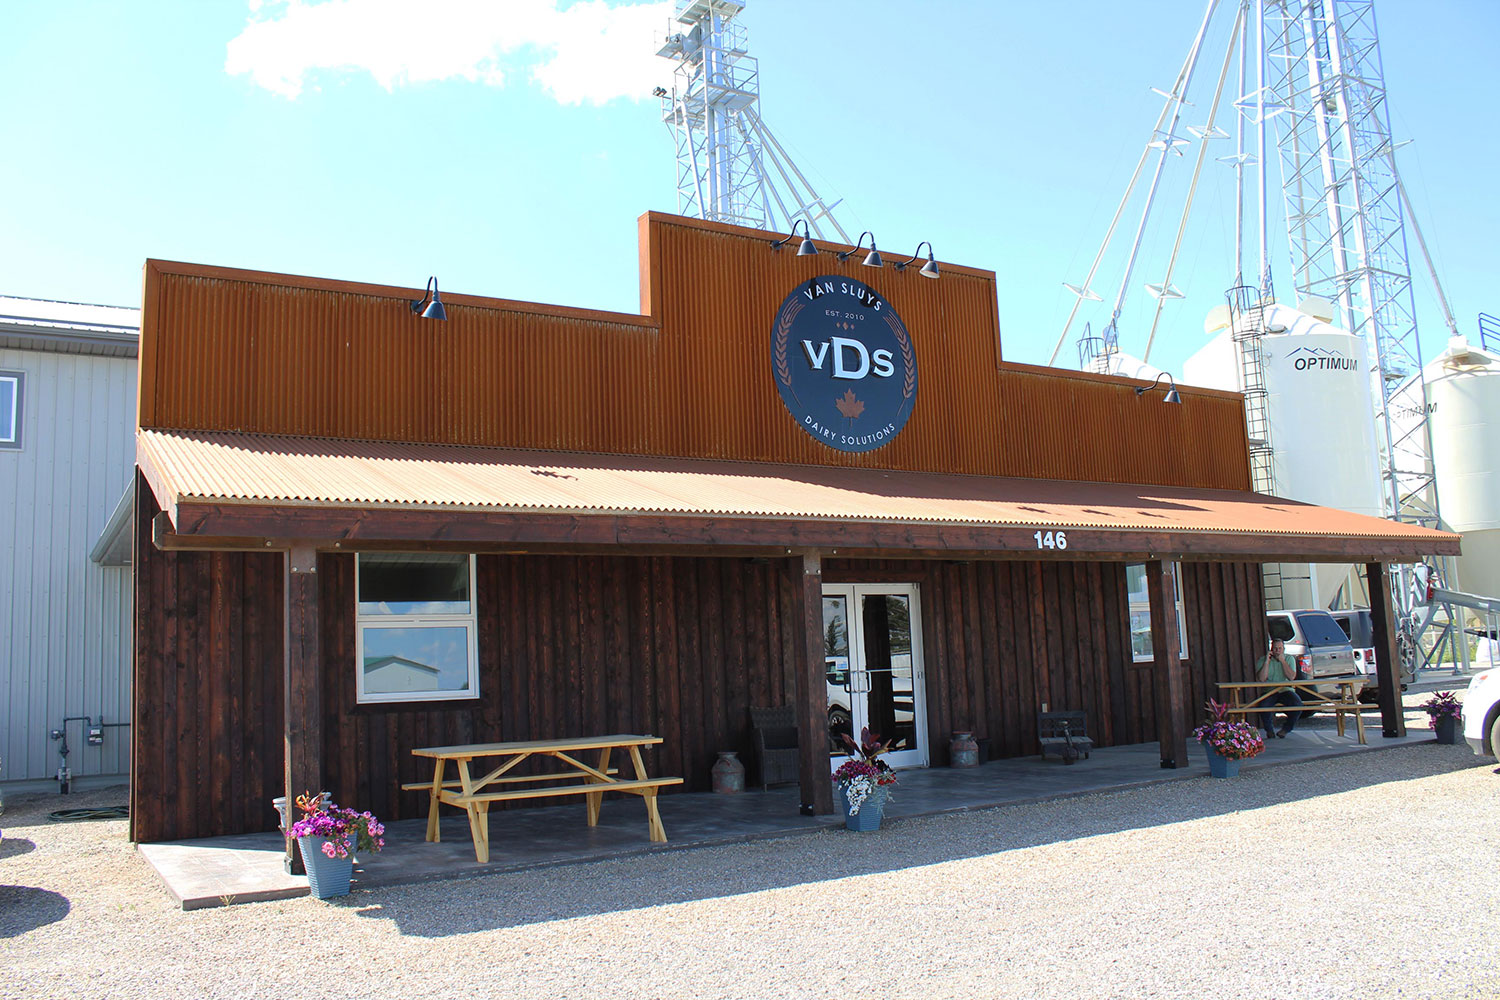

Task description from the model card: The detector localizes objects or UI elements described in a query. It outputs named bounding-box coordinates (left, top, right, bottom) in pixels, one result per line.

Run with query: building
left=128, top=213, right=1457, bottom=844
left=1, top=295, right=138, bottom=789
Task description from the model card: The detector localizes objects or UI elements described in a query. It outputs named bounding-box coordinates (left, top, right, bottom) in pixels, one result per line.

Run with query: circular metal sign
left=769, top=276, right=918, bottom=453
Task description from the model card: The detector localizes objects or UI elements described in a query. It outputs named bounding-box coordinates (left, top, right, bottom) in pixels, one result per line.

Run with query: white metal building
left=0, top=296, right=138, bottom=788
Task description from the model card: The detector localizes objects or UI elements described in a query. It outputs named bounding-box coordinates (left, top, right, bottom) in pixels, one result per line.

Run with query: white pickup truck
left=1462, top=638, right=1500, bottom=758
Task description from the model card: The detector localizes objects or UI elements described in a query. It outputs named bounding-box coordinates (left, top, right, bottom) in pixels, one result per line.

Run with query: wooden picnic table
left=1217, top=678, right=1376, bottom=744
left=407, top=735, right=683, bottom=863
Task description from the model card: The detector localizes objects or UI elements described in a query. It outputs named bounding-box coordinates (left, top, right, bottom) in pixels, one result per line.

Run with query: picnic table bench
left=1217, top=678, right=1377, bottom=745
left=406, top=735, right=683, bottom=863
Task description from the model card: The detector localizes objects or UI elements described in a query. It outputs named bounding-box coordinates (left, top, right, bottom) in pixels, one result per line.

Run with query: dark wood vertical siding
left=1180, top=562, right=1266, bottom=711
left=131, top=476, right=284, bottom=843
left=133, top=540, right=1265, bottom=842
left=821, top=559, right=1142, bottom=759
left=821, top=558, right=1264, bottom=760
left=314, top=554, right=801, bottom=830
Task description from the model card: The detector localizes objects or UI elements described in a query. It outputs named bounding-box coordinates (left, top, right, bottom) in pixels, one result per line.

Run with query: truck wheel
left=1488, top=713, right=1500, bottom=761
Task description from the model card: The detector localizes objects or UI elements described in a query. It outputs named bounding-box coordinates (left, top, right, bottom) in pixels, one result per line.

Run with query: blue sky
left=2, top=0, right=1495, bottom=379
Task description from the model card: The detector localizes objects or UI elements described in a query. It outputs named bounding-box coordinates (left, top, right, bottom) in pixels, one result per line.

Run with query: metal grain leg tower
left=1056, top=0, right=1453, bottom=636
left=1262, top=0, right=1460, bottom=665
left=1263, top=0, right=1439, bottom=536
left=656, top=0, right=849, bottom=240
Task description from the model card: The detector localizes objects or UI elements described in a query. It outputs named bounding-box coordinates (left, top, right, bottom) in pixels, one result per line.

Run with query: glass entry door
left=822, top=584, right=927, bottom=769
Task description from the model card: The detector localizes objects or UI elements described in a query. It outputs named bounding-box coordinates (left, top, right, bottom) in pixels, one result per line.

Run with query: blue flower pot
left=835, top=783, right=889, bottom=832
left=298, top=835, right=353, bottom=899
left=1204, top=746, right=1241, bottom=779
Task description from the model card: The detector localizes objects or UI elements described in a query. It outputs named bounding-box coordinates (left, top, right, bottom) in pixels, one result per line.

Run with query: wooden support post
left=789, top=550, right=834, bottom=815
left=1147, top=560, right=1189, bottom=768
left=1366, top=562, right=1406, bottom=739
left=282, top=543, right=322, bottom=873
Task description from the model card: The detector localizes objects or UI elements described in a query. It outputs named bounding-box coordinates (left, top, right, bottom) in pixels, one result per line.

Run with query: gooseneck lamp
left=769, top=219, right=818, bottom=257
left=894, top=241, right=940, bottom=279
left=410, top=276, right=448, bottom=321
left=837, top=231, right=883, bottom=268
left=1134, top=372, right=1183, bottom=404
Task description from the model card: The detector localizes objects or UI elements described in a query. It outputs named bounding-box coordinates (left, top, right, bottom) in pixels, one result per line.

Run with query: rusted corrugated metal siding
left=143, top=272, right=663, bottom=452
left=139, top=212, right=1252, bottom=490
left=647, top=219, right=1006, bottom=474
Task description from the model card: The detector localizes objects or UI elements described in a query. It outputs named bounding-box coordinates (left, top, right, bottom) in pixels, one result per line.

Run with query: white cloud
left=225, top=0, right=674, bottom=105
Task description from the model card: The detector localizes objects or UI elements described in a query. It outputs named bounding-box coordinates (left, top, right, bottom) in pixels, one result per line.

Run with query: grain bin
left=1423, top=336, right=1500, bottom=599
left=1185, top=303, right=1385, bottom=610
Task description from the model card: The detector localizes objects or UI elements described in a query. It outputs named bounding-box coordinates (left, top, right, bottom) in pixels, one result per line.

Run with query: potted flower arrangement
left=1192, top=700, right=1265, bottom=778
left=1422, top=691, right=1463, bottom=745
left=830, top=728, right=898, bottom=831
left=288, top=792, right=386, bottom=899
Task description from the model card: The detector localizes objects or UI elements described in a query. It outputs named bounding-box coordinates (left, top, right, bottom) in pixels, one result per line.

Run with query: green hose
left=47, top=806, right=129, bottom=822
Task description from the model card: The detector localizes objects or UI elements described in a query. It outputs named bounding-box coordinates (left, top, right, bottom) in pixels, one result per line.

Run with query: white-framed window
left=355, top=553, right=479, bottom=703
left=1126, top=562, right=1189, bottom=662
left=0, top=370, right=22, bottom=450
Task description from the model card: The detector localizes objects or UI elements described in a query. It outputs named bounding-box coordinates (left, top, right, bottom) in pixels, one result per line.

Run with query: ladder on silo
left=1227, top=284, right=1283, bottom=610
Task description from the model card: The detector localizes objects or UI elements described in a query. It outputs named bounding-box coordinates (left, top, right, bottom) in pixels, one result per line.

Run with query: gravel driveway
left=2, top=742, right=1496, bottom=1000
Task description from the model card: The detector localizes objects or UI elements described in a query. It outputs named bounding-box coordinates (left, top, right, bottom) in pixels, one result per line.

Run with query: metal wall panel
left=0, top=347, right=135, bottom=783
left=139, top=213, right=1251, bottom=491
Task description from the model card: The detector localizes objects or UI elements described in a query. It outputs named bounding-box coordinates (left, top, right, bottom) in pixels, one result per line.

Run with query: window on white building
left=0, top=371, right=22, bottom=449
left=355, top=553, right=479, bottom=703
left=1126, top=563, right=1189, bottom=662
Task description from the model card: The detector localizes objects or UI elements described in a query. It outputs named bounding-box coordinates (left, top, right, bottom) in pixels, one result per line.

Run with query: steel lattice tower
left=1054, top=0, right=1455, bottom=632
left=656, top=0, right=848, bottom=240
left=1263, top=0, right=1439, bottom=535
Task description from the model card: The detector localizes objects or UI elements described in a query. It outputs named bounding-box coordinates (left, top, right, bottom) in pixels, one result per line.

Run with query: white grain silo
left=1261, top=306, right=1386, bottom=521
left=1421, top=336, right=1500, bottom=599
left=1184, top=302, right=1385, bottom=610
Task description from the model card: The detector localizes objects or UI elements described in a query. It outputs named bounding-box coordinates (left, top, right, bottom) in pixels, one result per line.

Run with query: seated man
left=1256, top=637, right=1303, bottom=739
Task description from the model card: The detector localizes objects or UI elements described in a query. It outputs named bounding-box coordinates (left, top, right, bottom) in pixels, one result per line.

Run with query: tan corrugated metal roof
left=138, top=429, right=1456, bottom=547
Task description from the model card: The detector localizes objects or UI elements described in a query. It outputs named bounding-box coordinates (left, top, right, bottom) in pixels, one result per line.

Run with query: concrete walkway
left=138, top=722, right=1437, bottom=909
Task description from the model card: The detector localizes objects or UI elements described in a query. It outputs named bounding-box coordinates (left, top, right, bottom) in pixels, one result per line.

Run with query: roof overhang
left=90, top=483, right=135, bottom=566
left=137, top=429, right=1461, bottom=564
left=0, top=297, right=140, bottom=358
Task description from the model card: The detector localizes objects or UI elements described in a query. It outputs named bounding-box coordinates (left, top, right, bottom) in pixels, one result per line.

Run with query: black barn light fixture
left=894, top=241, right=940, bottom=279
left=410, top=276, right=448, bottom=321
left=1135, top=372, right=1183, bottom=404
left=837, top=231, right=883, bottom=268
left=767, top=226, right=938, bottom=279
left=769, top=219, right=818, bottom=256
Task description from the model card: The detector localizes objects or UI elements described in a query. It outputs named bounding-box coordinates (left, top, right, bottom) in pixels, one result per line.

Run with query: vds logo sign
left=770, top=276, right=917, bottom=453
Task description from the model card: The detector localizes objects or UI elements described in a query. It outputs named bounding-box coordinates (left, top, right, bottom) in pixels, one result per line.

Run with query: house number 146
left=1033, top=530, right=1068, bottom=550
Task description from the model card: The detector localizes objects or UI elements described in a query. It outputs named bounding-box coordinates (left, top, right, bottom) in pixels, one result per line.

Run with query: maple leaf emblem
left=835, top=389, right=865, bottom=419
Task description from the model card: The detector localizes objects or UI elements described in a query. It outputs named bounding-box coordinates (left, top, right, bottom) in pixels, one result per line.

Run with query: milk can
left=711, top=751, right=746, bottom=793
left=949, top=731, right=980, bottom=768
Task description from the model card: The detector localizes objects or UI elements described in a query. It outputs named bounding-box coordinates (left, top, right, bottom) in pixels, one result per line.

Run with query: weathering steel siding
left=0, top=347, right=135, bottom=782
left=137, top=213, right=1252, bottom=492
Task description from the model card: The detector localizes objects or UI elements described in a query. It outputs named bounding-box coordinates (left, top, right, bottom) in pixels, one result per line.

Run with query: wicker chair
left=1038, top=709, right=1093, bottom=763
left=748, top=706, right=800, bottom=791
